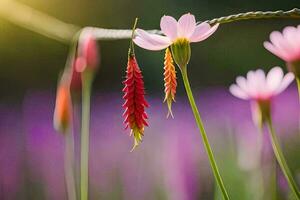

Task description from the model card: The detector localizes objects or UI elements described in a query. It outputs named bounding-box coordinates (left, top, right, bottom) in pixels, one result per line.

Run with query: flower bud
left=163, top=48, right=177, bottom=118
left=170, top=38, right=191, bottom=70
left=53, top=82, right=72, bottom=133
left=77, top=32, right=100, bottom=72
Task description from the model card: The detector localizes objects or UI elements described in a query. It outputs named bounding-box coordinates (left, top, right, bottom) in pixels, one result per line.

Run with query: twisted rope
left=207, top=8, right=300, bottom=24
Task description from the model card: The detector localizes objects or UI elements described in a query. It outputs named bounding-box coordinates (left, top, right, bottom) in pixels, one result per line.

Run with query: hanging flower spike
left=164, top=48, right=177, bottom=118
left=229, top=67, right=294, bottom=128
left=123, top=19, right=149, bottom=151
left=53, top=80, right=72, bottom=133
left=264, top=25, right=300, bottom=77
left=133, top=13, right=219, bottom=68
left=76, top=30, right=100, bottom=73
left=123, top=55, right=149, bottom=150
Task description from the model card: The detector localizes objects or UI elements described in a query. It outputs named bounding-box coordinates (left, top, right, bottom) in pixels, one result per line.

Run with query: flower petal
left=283, top=26, right=299, bottom=51
left=134, top=37, right=170, bottom=51
left=283, top=26, right=300, bottom=60
left=275, top=72, right=294, bottom=94
left=133, top=29, right=171, bottom=51
left=189, top=23, right=219, bottom=42
left=263, top=41, right=288, bottom=60
left=254, top=69, right=268, bottom=96
left=160, top=15, right=178, bottom=40
left=266, top=66, right=283, bottom=92
left=177, top=13, right=196, bottom=38
left=246, top=70, right=258, bottom=97
left=269, top=31, right=292, bottom=61
left=236, top=76, right=249, bottom=93
left=229, top=84, right=249, bottom=100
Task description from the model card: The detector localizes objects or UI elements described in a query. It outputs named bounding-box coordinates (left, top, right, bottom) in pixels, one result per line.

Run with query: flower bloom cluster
left=123, top=55, right=149, bottom=150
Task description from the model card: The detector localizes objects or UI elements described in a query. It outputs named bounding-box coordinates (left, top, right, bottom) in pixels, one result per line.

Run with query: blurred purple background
left=0, top=84, right=299, bottom=200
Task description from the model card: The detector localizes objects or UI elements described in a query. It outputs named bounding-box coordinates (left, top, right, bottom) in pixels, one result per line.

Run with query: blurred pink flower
left=264, top=26, right=300, bottom=63
left=76, top=30, right=100, bottom=72
left=230, top=67, right=294, bottom=127
left=133, top=13, right=219, bottom=51
left=229, top=67, right=294, bottom=101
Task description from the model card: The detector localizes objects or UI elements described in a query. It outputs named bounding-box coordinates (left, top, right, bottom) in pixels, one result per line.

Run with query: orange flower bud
left=53, top=82, right=72, bottom=133
left=163, top=48, right=177, bottom=118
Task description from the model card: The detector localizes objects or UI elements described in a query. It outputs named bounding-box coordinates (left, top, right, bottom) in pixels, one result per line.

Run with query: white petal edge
left=189, top=22, right=210, bottom=41
left=189, top=23, right=219, bottom=43
left=236, top=76, right=249, bottom=94
left=269, top=31, right=292, bottom=61
left=133, top=29, right=171, bottom=51
left=275, top=72, right=294, bottom=94
left=229, top=84, right=249, bottom=100
left=266, top=67, right=283, bottom=92
left=177, top=13, right=196, bottom=38
left=246, top=70, right=258, bottom=96
left=160, top=15, right=178, bottom=40
left=263, top=41, right=288, bottom=61
left=133, top=37, right=170, bottom=51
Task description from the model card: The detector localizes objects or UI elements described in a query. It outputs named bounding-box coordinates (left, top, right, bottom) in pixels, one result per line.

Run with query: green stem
left=181, top=68, right=230, bottom=200
left=80, top=71, right=93, bottom=200
left=296, top=77, right=300, bottom=104
left=266, top=117, right=300, bottom=200
left=64, top=132, right=77, bottom=200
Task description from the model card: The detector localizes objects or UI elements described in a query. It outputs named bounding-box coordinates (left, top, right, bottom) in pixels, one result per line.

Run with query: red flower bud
left=122, top=55, right=149, bottom=151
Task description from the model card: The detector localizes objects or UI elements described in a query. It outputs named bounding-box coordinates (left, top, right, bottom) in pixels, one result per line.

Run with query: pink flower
left=230, top=67, right=294, bottom=128
left=229, top=67, right=294, bottom=101
left=133, top=13, right=219, bottom=51
left=264, top=26, right=300, bottom=63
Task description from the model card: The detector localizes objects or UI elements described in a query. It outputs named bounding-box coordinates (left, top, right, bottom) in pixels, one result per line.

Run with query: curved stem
left=80, top=71, right=93, bottom=200
left=181, top=68, right=230, bottom=200
left=266, top=117, right=300, bottom=200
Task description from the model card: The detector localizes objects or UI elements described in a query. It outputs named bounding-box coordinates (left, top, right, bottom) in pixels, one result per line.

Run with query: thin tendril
left=129, top=18, right=138, bottom=56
